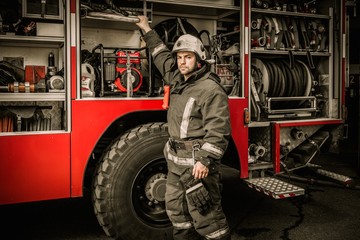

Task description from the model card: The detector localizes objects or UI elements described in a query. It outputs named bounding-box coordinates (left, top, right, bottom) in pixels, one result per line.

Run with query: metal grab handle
left=266, top=96, right=317, bottom=114
left=41, top=0, right=46, bottom=18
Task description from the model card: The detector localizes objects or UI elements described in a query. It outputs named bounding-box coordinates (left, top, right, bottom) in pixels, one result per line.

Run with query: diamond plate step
left=307, top=163, right=353, bottom=186
left=245, top=177, right=305, bottom=199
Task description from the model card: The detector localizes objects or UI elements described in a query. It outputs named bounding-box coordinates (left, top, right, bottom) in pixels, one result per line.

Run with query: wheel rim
left=131, top=158, right=171, bottom=228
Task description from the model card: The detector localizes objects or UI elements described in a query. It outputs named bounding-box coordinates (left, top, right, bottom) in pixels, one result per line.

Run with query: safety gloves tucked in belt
left=180, top=169, right=213, bottom=215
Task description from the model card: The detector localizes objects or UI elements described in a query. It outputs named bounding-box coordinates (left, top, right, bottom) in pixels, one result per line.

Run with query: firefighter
left=136, top=16, right=231, bottom=240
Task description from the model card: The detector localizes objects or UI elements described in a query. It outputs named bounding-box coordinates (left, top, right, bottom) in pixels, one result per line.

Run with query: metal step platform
left=245, top=177, right=305, bottom=199
left=307, top=163, right=353, bottom=186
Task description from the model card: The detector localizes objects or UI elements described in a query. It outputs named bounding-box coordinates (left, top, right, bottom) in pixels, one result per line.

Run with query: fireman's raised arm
left=136, top=16, right=176, bottom=85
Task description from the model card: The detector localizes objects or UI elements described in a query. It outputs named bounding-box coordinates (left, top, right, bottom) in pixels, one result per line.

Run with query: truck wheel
left=92, top=122, right=172, bottom=240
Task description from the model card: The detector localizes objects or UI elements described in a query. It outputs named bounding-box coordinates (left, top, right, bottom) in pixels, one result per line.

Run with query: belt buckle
left=192, top=141, right=200, bottom=151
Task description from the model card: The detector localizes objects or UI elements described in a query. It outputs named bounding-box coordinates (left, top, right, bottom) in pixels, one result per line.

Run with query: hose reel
left=251, top=57, right=316, bottom=119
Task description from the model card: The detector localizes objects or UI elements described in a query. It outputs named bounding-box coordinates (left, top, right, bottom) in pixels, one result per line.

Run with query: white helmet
left=172, top=34, right=206, bottom=60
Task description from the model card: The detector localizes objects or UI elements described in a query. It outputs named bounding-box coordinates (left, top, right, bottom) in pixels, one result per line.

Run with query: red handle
left=162, top=85, right=170, bottom=109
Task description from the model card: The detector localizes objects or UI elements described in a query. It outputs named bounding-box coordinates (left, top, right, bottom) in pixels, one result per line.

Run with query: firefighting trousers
left=165, top=170, right=230, bottom=240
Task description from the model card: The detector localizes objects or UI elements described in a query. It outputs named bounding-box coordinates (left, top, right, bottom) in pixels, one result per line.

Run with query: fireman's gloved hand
left=180, top=170, right=213, bottom=215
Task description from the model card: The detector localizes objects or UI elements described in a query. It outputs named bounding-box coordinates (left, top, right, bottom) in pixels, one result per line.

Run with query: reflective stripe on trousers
left=205, top=226, right=230, bottom=239
left=171, top=220, right=193, bottom=229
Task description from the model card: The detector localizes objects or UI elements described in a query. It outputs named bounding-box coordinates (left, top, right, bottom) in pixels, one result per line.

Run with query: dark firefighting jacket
left=143, top=30, right=231, bottom=174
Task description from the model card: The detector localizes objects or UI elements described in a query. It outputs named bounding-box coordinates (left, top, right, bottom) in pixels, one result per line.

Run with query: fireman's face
left=176, top=51, right=197, bottom=80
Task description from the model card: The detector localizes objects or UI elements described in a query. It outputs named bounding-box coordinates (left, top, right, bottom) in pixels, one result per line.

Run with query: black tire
left=92, top=122, right=173, bottom=240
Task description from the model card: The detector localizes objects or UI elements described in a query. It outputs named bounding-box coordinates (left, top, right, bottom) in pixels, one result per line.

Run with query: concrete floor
left=1, top=153, right=359, bottom=240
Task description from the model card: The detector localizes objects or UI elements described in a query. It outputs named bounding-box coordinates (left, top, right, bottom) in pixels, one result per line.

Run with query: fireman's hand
left=136, top=16, right=152, bottom=33
left=192, top=161, right=209, bottom=179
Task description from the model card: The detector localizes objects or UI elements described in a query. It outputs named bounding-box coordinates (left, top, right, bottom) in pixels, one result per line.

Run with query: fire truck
left=0, top=0, right=355, bottom=239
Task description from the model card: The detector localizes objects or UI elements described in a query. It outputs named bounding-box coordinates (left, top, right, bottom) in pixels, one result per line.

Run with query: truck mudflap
left=244, top=177, right=305, bottom=199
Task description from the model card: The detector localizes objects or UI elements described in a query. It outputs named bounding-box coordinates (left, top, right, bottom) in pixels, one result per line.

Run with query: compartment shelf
left=148, top=0, right=240, bottom=19
left=148, top=0, right=238, bottom=9
left=0, top=93, right=65, bottom=102
left=0, top=35, right=64, bottom=47
left=251, top=8, right=330, bottom=19
left=251, top=49, right=331, bottom=56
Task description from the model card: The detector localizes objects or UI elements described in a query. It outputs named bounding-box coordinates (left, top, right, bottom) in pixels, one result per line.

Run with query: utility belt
left=166, top=138, right=219, bottom=173
left=168, top=138, right=201, bottom=152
